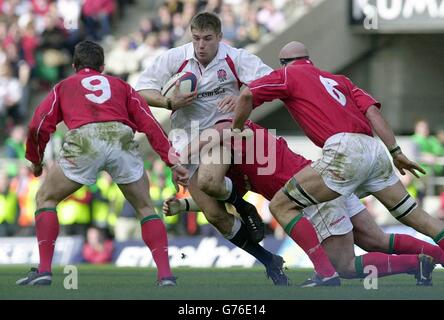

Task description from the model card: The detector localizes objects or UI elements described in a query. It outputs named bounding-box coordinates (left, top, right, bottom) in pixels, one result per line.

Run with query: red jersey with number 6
left=26, top=68, right=174, bottom=166
left=248, top=59, right=380, bottom=147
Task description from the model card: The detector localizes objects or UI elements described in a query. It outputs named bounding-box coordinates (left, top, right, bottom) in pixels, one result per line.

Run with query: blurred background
left=0, top=0, right=443, bottom=269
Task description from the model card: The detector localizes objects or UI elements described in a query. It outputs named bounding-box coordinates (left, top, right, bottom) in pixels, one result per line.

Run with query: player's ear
left=72, top=63, right=76, bottom=72
left=99, top=65, right=105, bottom=73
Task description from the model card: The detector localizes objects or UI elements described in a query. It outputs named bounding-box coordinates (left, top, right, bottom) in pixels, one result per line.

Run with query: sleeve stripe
left=249, top=67, right=288, bottom=91
left=35, top=83, right=59, bottom=162
left=130, top=96, right=170, bottom=142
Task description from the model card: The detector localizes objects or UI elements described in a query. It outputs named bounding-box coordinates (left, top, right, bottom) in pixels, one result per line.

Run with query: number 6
left=319, top=75, right=346, bottom=107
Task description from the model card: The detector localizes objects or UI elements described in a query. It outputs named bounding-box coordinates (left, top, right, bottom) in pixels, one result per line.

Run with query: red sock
left=141, top=215, right=172, bottom=280
left=35, top=209, right=59, bottom=273
left=392, top=234, right=444, bottom=265
left=433, top=230, right=444, bottom=251
left=356, top=252, right=418, bottom=277
left=286, top=215, right=336, bottom=278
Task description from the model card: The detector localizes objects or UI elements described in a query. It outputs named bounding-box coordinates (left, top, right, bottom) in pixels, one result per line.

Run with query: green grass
left=1, top=265, right=444, bottom=300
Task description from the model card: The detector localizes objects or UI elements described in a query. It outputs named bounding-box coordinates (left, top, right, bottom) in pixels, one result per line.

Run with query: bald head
left=279, top=41, right=309, bottom=60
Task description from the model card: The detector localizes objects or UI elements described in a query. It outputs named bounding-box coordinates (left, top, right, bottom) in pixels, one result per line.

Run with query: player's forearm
left=138, top=89, right=170, bottom=109
left=232, top=89, right=253, bottom=130
left=365, top=105, right=398, bottom=150
left=169, top=197, right=201, bottom=215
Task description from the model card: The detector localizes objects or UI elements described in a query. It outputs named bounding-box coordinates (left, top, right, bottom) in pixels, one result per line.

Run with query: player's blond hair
left=190, top=12, right=221, bottom=34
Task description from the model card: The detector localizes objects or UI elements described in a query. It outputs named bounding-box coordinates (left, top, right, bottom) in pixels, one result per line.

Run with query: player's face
left=191, top=29, right=222, bottom=66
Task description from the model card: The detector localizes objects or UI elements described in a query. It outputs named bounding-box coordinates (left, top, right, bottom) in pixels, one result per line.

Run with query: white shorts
left=304, top=194, right=366, bottom=242
left=312, top=133, right=399, bottom=198
left=59, top=122, right=144, bottom=185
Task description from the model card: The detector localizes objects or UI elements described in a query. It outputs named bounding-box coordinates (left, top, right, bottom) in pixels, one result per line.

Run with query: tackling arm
left=232, top=88, right=254, bottom=131
left=365, top=105, right=397, bottom=151
left=366, top=105, right=426, bottom=178
left=163, top=196, right=201, bottom=216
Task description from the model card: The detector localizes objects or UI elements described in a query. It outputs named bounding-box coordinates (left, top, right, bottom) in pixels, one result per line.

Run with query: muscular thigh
left=351, top=209, right=389, bottom=252
left=37, top=162, right=83, bottom=207
left=117, top=171, right=153, bottom=216
left=198, top=146, right=231, bottom=186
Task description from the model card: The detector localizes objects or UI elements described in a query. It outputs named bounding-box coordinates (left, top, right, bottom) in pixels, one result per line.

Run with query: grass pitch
left=1, top=265, right=443, bottom=300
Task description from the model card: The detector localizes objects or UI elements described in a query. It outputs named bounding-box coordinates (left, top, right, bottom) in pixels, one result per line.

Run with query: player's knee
left=36, top=188, right=53, bottom=207
left=268, top=199, right=279, bottom=217
left=269, top=191, right=288, bottom=216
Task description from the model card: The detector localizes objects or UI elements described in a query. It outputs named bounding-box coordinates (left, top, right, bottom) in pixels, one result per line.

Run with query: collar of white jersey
left=186, top=42, right=229, bottom=62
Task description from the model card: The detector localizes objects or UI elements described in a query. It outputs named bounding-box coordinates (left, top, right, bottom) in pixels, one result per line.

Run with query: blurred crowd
left=0, top=0, right=135, bottom=143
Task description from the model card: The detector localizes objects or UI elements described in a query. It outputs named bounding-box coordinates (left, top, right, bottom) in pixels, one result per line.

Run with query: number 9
left=81, top=75, right=111, bottom=104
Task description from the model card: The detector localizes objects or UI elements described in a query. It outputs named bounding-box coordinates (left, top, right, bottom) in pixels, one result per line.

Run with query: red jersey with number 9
left=248, top=59, right=380, bottom=147
left=26, top=68, right=173, bottom=165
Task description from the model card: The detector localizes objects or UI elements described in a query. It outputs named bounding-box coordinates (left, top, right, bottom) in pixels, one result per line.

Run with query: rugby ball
left=161, top=71, right=197, bottom=98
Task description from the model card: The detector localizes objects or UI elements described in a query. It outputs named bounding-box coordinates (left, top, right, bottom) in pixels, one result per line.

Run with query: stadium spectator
left=82, top=226, right=114, bottom=264
left=5, top=124, right=26, bottom=159
left=81, top=0, right=116, bottom=41
left=57, top=186, right=92, bottom=237
left=0, top=61, right=23, bottom=127
left=411, top=119, right=443, bottom=176
left=105, top=36, right=138, bottom=81
left=256, top=0, right=286, bottom=33
left=10, top=164, right=40, bottom=236
left=0, top=170, right=18, bottom=237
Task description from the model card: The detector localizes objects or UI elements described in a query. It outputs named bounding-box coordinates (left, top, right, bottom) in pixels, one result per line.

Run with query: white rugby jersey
left=135, top=42, right=272, bottom=152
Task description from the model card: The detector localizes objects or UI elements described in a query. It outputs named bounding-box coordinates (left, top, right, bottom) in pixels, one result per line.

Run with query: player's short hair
left=73, top=40, right=104, bottom=72
left=190, top=12, right=221, bottom=34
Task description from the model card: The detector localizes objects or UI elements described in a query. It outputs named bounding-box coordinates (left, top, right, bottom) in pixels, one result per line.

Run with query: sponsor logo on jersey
left=197, top=86, right=227, bottom=98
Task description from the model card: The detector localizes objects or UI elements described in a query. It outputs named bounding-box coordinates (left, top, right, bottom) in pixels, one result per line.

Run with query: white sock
left=224, top=216, right=242, bottom=240
left=219, top=176, right=233, bottom=201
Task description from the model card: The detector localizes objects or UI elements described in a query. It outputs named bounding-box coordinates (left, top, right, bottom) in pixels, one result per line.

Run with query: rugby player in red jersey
left=16, top=41, right=188, bottom=287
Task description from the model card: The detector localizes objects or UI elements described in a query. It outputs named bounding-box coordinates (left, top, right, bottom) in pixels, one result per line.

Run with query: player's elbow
left=365, top=104, right=381, bottom=120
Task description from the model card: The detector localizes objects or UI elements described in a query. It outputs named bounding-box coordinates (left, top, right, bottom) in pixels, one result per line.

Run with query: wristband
left=389, top=145, right=402, bottom=157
